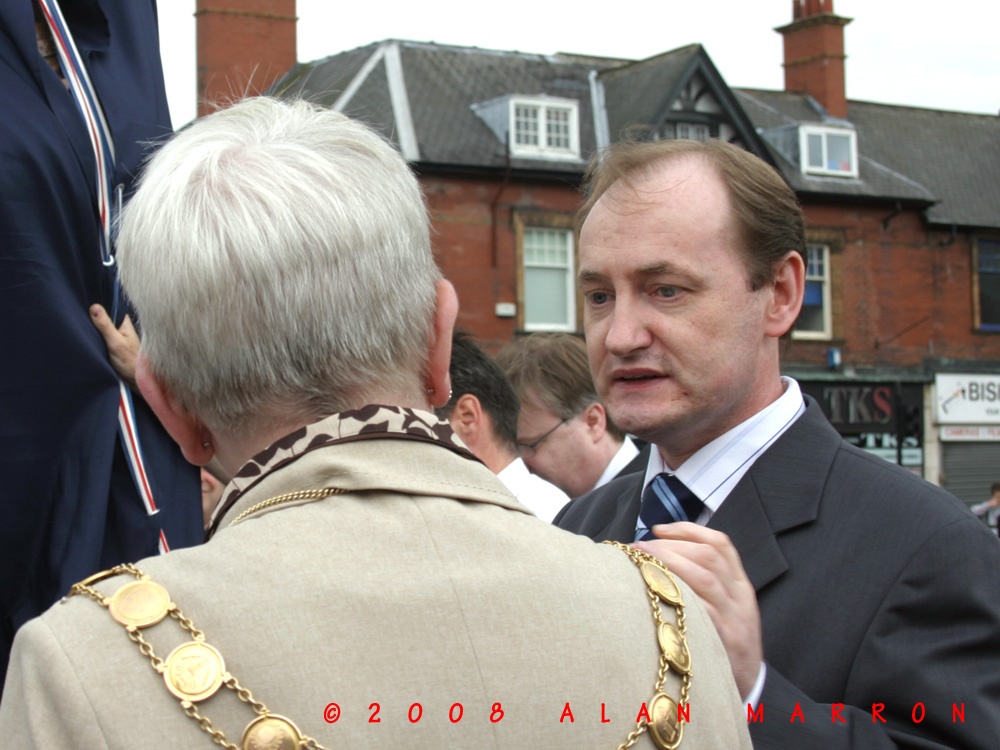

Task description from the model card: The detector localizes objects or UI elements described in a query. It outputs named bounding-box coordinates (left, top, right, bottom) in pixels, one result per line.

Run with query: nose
left=603, top=295, right=652, bottom=357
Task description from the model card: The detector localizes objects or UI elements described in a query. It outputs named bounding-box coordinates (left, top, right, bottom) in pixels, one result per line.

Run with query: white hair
left=117, top=97, right=440, bottom=433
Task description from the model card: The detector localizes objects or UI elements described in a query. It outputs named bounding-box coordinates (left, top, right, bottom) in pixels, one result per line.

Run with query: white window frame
left=521, top=226, right=576, bottom=332
left=794, top=243, right=832, bottom=339
left=800, top=125, right=858, bottom=178
left=509, top=96, right=580, bottom=161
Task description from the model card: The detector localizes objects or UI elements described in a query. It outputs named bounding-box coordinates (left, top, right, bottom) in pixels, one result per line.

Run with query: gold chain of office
left=604, top=541, right=693, bottom=750
left=66, top=496, right=691, bottom=750
left=68, top=563, right=327, bottom=750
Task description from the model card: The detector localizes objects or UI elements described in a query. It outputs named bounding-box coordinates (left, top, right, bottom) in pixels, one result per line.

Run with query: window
left=976, top=239, right=1000, bottom=331
left=800, top=125, right=858, bottom=178
left=522, top=226, right=575, bottom=331
left=509, top=97, right=579, bottom=160
left=659, top=122, right=710, bottom=141
left=794, top=244, right=832, bottom=339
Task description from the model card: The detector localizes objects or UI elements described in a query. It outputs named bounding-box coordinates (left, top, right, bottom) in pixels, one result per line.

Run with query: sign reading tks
left=799, top=383, right=924, bottom=468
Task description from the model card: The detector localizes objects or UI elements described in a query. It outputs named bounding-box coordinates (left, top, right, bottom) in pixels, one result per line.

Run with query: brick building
left=196, top=0, right=1000, bottom=501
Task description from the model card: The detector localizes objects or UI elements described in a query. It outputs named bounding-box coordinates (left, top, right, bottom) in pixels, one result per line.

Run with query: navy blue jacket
left=0, top=0, right=201, bottom=689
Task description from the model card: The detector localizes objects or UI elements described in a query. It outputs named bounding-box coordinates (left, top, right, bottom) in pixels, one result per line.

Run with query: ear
left=765, top=251, right=805, bottom=338
left=448, top=393, right=483, bottom=443
left=135, top=353, right=215, bottom=466
left=581, top=401, right=608, bottom=443
left=425, top=279, right=459, bottom=408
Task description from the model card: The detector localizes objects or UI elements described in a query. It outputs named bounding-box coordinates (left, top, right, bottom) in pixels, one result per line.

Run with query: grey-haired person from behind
left=0, top=98, right=750, bottom=750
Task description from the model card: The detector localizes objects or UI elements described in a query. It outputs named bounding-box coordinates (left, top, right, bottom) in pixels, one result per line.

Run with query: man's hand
left=90, top=304, right=140, bottom=389
left=635, top=522, right=762, bottom=698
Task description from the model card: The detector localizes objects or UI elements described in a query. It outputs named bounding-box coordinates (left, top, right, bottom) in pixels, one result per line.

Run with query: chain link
left=67, top=565, right=330, bottom=750
left=228, top=488, right=345, bottom=527
left=605, top=541, right=692, bottom=750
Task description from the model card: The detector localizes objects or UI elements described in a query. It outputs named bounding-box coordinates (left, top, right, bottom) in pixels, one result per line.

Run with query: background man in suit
left=439, top=331, right=570, bottom=521
left=497, top=332, right=647, bottom=497
left=0, top=98, right=750, bottom=749
left=556, top=137, right=1000, bottom=749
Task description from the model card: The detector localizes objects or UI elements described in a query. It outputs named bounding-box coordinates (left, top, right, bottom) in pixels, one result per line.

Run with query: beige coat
left=0, top=407, right=750, bottom=749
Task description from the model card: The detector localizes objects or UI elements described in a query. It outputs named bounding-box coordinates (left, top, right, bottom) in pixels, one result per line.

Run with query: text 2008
left=323, top=702, right=505, bottom=725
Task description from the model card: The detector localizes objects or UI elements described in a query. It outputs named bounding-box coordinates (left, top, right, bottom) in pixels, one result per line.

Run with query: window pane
left=796, top=244, right=829, bottom=337
left=797, top=303, right=825, bottom=333
left=525, top=267, right=569, bottom=326
left=980, top=241, right=1000, bottom=327
left=806, top=245, right=826, bottom=277
left=803, top=279, right=824, bottom=307
left=807, top=134, right=823, bottom=169
left=798, top=280, right=825, bottom=332
left=515, top=105, right=539, bottom=146
left=546, top=108, right=570, bottom=149
left=525, top=228, right=569, bottom=266
left=826, top=134, right=852, bottom=172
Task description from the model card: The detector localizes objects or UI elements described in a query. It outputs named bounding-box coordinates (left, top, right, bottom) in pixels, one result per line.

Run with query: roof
left=272, top=40, right=625, bottom=174
left=270, top=39, right=1000, bottom=230
left=737, top=88, right=1000, bottom=229
left=269, top=39, right=771, bottom=174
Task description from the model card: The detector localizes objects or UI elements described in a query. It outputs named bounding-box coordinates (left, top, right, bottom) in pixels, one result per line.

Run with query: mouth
left=612, top=369, right=665, bottom=385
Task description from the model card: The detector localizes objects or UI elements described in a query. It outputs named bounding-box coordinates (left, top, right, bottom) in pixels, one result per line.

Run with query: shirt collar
left=593, top=436, right=641, bottom=491
left=642, top=377, right=806, bottom=515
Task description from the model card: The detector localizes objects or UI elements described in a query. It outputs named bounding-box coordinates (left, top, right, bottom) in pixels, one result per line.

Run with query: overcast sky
left=159, top=0, right=999, bottom=128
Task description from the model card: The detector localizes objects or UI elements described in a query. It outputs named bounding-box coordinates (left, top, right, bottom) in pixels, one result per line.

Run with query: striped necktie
left=636, top=473, right=704, bottom=541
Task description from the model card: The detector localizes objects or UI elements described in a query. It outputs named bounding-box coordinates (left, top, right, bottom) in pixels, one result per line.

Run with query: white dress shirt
left=592, top=436, right=641, bottom=491
left=498, top=457, right=571, bottom=522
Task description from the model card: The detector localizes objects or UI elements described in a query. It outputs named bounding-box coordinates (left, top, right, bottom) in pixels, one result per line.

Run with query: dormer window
left=509, top=96, right=580, bottom=160
left=800, top=125, right=858, bottom=177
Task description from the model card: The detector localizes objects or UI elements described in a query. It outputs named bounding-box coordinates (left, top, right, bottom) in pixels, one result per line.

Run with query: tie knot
left=635, top=473, right=704, bottom=541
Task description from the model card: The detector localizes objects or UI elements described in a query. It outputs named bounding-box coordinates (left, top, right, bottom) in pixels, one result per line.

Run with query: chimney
left=775, top=0, right=852, bottom=119
left=195, top=0, right=297, bottom=119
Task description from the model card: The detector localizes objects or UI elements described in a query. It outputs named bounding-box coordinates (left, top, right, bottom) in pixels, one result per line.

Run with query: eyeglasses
left=517, top=419, right=567, bottom=457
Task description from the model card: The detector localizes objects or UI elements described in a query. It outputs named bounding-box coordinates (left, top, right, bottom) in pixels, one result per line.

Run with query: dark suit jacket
left=555, top=397, right=1000, bottom=749
left=0, top=0, right=201, bottom=690
left=616, top=438, right=650, bottom=479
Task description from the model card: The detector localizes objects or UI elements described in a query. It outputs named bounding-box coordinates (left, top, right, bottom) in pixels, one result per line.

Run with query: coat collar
left=207, top=406, right=526, bottom=539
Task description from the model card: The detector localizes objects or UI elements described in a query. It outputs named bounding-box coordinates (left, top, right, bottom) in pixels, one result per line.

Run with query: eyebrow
left=578, top=261, right=691, bottom=286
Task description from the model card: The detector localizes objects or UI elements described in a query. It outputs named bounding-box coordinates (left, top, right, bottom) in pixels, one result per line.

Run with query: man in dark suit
left=496, top=332, right=648, bottom=498
left=556, top=137, right=1000, bottom=749
left=0, top=0, right=202, bottom=691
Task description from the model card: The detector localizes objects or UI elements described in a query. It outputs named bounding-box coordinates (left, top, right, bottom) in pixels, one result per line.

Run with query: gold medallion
left=108, top=580, right=171, bottom=629
left=648, top=692, right=683, bottom=750
left=640, top=561, right=683, bottom=606
left=163, top=641, right=225, bottom=702
left=657, top=622, right=692, bottom=675
left=241, top=714, right=303, bottom=750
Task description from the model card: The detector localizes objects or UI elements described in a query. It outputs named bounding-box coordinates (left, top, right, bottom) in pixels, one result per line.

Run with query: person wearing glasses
left=440, top=332, right=570, bottom=521
left=497, top=332, right=649, bottom=498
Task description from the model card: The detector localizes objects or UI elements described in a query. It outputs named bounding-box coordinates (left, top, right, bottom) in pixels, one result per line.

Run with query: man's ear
left=135, top=354, right=214, bottom=465
left=425, top=279, right=459, bottom=408
left=765, top=251, right=805, bottom=338
left=449, top=393, right=482, bottom=441
left=582, top=402, right=608, bottom=443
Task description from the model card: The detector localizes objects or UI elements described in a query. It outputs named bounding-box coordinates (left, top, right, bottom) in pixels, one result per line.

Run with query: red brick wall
left=423, top=173, right=582, bottom=354
left=785, top=201, right=997, bottom=369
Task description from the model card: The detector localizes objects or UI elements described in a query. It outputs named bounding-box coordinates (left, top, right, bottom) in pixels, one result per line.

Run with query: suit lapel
left=708, top=397, right=841, bottom=593
left=595, top=474, right=644, bottom=543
